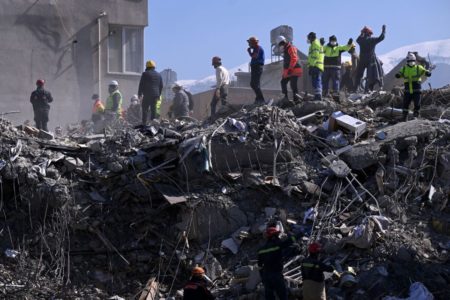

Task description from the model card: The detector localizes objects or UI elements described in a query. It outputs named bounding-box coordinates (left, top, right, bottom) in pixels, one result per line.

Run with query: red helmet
left=192, top=267, right=205, bottom=276
left=308, top=242, right=322, bottom=254
left=265, top=226, right=280, bottom=238
left=36, top=79, right=45, bottom=86
left=361, top=26, right=373, bottom=35
left=212, top=56, right=222, bottom=65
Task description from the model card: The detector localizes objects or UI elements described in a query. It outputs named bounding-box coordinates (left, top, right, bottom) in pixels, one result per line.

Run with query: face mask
left=330, top=41, right=337, bottom=46
left=407, top=61, right=416, bottom=67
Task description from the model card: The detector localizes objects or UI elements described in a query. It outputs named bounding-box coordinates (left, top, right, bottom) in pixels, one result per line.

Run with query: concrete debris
left=0, top=87, right=449, bottom=299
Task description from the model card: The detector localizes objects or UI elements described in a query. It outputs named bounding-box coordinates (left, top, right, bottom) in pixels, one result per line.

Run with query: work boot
left=413, top=111, right=419, bottom=119
left=293, top=93, right=302, bottom=103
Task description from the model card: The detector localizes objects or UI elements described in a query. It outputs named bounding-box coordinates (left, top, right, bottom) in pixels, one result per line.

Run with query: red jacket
left=282, top=42, right=303, bottom=78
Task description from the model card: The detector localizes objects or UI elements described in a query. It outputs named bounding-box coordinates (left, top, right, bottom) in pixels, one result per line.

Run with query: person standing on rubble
left=322, top=35, right=354, bottom=99
left=125, top=95, right=141, bottom=126
left=354, top=25, right=386, bottom=93
left=307, top=32, right=325, bottom=100
left=210, top=56, right=230, bottom=117
left=91, top=94, right=104, bottom=123
left=170, top=83, right=190, bottom=119
left=247, top=36, right=265, bottom=105
left=30, top=79, right=53, bottom=131
left=301, top=242, right=335, bottom=300
left=138, top=60, right=163, bottom=124
left=276, top=35, right=303, bottom=103
left=104, top=80, right=123, bottom=119
left=395, top=52, right=432, bottom=121
left=183, top=267, right=215, bottom=300
left=258, top=226, right=296, bottom=300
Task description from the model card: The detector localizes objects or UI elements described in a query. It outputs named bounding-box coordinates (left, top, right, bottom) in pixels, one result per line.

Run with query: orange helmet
left=192, top=267, right=205, bottom=276
left=308, top=242, right=322, bottom=254
left=36, top=79, right=45, bottom=87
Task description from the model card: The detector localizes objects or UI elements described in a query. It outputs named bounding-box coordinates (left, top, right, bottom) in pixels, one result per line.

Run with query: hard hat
left=109, top=80, right=119, bottom=86
left=265, top=226, right=280, bottom=238
left=212, top=56, right=222, bottom=65
left=146, top=60, right=156, bottom=68
left=247, top=36, right=259, bottom=43
left=192, top=267, right=205, bottom=276
left=91, top=94, right=99, bottom=100
left=308, top=242, right=322, bottom=254
left=172, top=83, right=182, bottom=90
left=36, top=79, right=45, bottom=86
left=344, top=61, right=352, bottom=67
left=276, top=35, right=287, bottom=45
left=329, top=35, right=337, bottom=41
left=406, top=52, right=416, bottom=62
left=131, top=94, right=139, bottom=102
left=307, top=32, right=317, bottom=41
left=361, top=26, right=373, bottom=35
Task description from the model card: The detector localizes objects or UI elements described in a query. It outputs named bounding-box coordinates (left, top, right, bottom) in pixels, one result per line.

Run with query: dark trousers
left=210, top=84, right=229, bottom=116
left=403, top=92, right=421, bottom=117
left=310, top=67, right=323, bottom=100
left=280, top=76, right=298, bottom=99
left=323, top=68, right=340, bottom=95
left=250, top=64, right=265, bottom=103
left=142, top=96, right=158, bottom=125
left=262, top=271, right=288, bottom=300
left=34, top=108, right=49, bottom=131
left=355, top=60, right=370, bottom=92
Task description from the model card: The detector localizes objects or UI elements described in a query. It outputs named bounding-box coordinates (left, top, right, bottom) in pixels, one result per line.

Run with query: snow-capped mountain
left=179, top=39, right=450, bottom=93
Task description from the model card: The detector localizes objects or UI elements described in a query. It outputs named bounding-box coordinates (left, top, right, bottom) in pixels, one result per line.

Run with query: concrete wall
left=0, top=0, right=148, bottom=129
left=160, top=87, right=282, bottom=120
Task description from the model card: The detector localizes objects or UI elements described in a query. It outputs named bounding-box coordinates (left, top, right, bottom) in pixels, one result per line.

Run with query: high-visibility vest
left=105, top=90, right=123, bottom=115
left=398, top=65, right=428, bottom=93
left=307, top=40, right=324, bottom=72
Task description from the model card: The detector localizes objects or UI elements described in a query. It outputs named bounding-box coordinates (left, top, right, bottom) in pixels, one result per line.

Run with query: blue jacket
left=248, top=45, right=265, bottom=65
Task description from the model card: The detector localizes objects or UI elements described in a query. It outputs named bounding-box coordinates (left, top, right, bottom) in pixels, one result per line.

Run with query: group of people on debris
left=182, top=224, right=335, bottom=300
left=29, top=24, right=433, bottom=132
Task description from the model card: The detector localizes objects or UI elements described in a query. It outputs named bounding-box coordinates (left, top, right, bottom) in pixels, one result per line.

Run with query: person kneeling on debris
left=395, top=52, right=432, bottom=121
left=258, top=226, right=296, bottom=300
left=169, top=83, right=190, bottom=119
left=301, top=242, right=335, bottom=300
left=183, top=267, right=214, bottom=300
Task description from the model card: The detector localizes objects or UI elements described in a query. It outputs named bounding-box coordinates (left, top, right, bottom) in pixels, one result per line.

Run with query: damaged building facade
left=0, top=0, right=148, bottom=128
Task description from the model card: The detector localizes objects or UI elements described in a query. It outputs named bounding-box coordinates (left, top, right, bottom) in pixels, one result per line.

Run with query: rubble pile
left=0, top=87, right=450, bottom=299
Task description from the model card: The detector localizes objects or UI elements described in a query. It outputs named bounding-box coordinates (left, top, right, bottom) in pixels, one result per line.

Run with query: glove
left=426, top=71, right=432, bottom=77
left=395, top=73, right=401, bottom=78
left=347, top=38, right=353, bottom=45
left=382, top=24, right=386, bottom=32
left=320, top=38, right=325, bottom=46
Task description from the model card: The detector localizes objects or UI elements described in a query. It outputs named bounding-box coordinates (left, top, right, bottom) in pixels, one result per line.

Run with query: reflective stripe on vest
left=106, top=90, right=123, bottom=114
left=258, top=246, right=280, bottom=255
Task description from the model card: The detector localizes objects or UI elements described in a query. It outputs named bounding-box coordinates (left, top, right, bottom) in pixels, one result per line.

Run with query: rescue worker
left=183, top=267, right=214, bottom=300
left=126, top=95, right=141, bottom=126
left=104, top=80, right=123, bottom=119
left=30, top=79, right=53, bottom=131
left=323, top=35, right=354, bottom=98
left=307, top=32, right=325, bottom=100
left=395, top=52, right=432, bottom=121
left=210, top=56, right=230, bottom=117
left=258, top=226, right=296, bottom=300
left=91, top=94, right=105, bottom=123
left=276, top=35, right=303, bottom=102
left=355, top=25, right=386, bottom=92
left=138, top=60, right=163, bottom=125
left=340, top=61, right=354, bottom=92
left=247, top=36, right=265, bottom=104
left=170, top=84, right=190, bottom=119
left=301, top=242, right=335, bottom=300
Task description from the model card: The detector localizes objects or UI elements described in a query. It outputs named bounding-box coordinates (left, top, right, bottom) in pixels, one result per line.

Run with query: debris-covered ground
left=1, top=87, right=450, bottom=299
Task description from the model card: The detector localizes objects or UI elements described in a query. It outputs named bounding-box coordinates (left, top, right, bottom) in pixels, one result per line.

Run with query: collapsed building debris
left=0, top=87, right=450, bottom=299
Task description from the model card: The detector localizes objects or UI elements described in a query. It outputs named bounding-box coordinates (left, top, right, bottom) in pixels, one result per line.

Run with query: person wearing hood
left=354, top=25, right=386, bottom=92
left=322, top=35, right=354, bottom=98
left=138, top=60, right=163, bottom=124
left=276, top=35, right=303, bottom=102
left=30, top=79, right=53, bottom=131
left=307, top=32, right=325, bottom=100
left=395, top=52, right=432, bottom=121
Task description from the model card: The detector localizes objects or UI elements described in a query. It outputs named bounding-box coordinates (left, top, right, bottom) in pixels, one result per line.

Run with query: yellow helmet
left=146, top=60, right=156, bottom=68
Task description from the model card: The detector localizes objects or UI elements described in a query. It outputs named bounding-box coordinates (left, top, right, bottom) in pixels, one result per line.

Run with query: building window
left=108, top=25, right=143, bottom=74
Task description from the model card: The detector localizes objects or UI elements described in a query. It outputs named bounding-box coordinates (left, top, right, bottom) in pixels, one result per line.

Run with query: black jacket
left=138, top=68, right=163, bottom=99
left=257, top=235, right=295, bottom=273
left=183, top=277, right=214, bottom=300
left=301, top=256, right=334, bottom=283
left=30, top=88, right=53, bottom=110
left=357, top=32, right=385, bottom=63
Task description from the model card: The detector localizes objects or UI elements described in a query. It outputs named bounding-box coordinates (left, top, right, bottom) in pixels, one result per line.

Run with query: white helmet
left=276, top=35, right=287, bottom=45
left=109, top=80, right=119, bottom=86
left=131, top=94, right=139, bottom=102
left=406, top=53, right=416, bottom=62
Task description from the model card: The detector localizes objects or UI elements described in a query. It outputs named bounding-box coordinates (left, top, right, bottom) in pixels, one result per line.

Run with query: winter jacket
left=138, top=68, right=163, bottom=99
left=248, top=45, right=265, bottom=65
left=301, top=256, right=334, bottom=283
left=308, top=39, right=325, bottom=72
left=282, top=42, right=302, bottom=78
left=172, top=90, right=190, bottom=118
left=324, top=43, right=353, bottom=68
left=215, top=66, right=230, bottom=89
left=105, top=89, right=123, bottom=115
left=183, top=277, right=214, bottom=300
left=397, top=64, right=431, bottom=93
left=30, top=87, right=53, bottom=110
left=257, top=235, right=296, bottom=273
left=357, top=32, right=385, bottom=63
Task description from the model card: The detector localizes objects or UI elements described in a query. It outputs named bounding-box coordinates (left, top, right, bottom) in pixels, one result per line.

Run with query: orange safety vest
left=92, top=99, right=105, bottom=114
